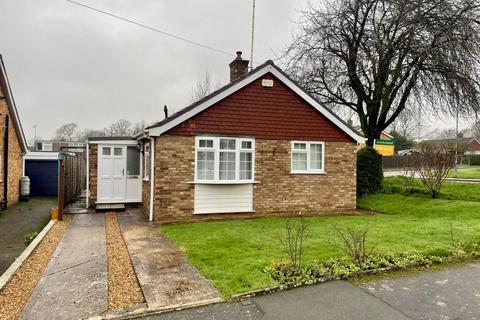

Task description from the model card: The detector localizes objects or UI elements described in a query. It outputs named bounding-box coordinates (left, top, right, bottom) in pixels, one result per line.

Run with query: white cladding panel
left=194, top=184, right=253, bottom=214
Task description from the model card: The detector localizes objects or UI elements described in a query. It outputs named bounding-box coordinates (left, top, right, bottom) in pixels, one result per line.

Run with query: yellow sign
left=374, top=140, right=395, bottom=156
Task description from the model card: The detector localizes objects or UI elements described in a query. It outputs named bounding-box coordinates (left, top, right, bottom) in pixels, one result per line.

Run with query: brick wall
left=0, top=86, right=24, bottom=206
left=88, top=144, right=98, bottom=206
left=149, top=135, right=356, bottom=223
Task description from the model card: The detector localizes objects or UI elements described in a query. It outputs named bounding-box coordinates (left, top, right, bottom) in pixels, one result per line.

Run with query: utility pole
left=250, top=0, right=256, bottom=70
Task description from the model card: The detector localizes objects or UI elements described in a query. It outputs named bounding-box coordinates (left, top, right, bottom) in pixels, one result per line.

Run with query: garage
left=24, top=152, right=60, bottom=197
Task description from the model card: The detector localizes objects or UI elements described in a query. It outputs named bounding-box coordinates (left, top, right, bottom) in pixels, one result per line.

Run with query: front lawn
left=162, top=180, right=480, bottom=297
left=449, top=167, right=480, bottom=179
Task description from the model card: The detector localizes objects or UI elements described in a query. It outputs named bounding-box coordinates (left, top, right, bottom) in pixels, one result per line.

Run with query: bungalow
left=0, top=55, right=29, bottom=208
left=86, top=52, right=363, bottom=223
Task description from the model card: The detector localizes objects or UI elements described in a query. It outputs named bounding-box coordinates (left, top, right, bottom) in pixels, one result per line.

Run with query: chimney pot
left=229, top=51, right=249, bottom=82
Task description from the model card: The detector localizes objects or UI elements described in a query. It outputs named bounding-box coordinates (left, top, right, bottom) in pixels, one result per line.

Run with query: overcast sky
left=0, top=0, right=472, bottom=141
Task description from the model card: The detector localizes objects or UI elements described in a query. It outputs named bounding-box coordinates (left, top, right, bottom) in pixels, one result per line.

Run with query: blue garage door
left=25, top=160, right=59, bottom=197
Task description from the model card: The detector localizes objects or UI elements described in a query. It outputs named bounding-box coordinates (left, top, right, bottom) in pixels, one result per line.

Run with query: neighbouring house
left=421, top=136, right=480, bottom=155
left=31, top=139, right=85, bottom=153
left=86, top=52, right=364, bottom=223
left=0, top=55, right=28, bottom=208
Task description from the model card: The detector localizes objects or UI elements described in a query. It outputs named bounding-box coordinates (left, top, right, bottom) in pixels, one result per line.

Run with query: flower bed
left=264, top=241, right=480, bottom=286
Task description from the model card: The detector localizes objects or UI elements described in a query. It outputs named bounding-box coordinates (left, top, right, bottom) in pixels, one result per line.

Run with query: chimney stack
left=229, top=51, right=249, bottom=82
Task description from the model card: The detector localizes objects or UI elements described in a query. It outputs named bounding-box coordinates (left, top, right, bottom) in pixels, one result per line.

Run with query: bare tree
left=131, top=120, right=146, bottom=136
left=191, top=70, right=222, bottom=102
left=54, top=123, right=78, bottom=141
left=389, top=107, right=418, bottom=138
left=105, top=119, right=132, bottom=136
left=471, top=120, right=480, bottom=139
left=286, top=0, right=480, bottom=146
left=411, top=143, right=456, bottom=198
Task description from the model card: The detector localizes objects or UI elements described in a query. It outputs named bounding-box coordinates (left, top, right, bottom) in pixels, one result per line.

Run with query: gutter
left=149, top=137, right=155, bottom=222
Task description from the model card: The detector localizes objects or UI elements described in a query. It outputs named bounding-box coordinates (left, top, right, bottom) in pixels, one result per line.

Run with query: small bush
left=24, top=231, right=39, bottom=245
left=331, top=223, right=376, bottom=266
left=278, top=215, right=308, bottom=271
left=357, top=147, right=383, bottom=196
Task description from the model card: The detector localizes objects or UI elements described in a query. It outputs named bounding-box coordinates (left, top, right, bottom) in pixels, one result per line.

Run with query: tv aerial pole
left=250, top=0, right=256, bottom=70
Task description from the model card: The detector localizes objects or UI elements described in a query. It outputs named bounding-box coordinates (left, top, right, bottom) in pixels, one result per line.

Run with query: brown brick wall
left=88, top=144, right=98, bottom=206
left=0, top=86, right=24, bottom=206
left=148, top=136, right=356, bottom=223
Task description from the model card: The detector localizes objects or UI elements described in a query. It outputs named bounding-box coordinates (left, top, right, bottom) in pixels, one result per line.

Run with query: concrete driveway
left=0, top=197, right=57, bottom=275
left=20, top=210, right=220, bottom=319
left=145, top=262, right=480, bottom=320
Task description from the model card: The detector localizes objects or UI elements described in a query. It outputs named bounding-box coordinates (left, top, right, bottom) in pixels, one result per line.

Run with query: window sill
left=188, top=181, right=260, bottom=185
left=290, top=171, right=326, bottom=175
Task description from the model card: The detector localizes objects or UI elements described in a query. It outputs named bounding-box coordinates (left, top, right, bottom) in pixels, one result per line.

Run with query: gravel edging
left=0, top=217, right=70, bottom=320
left=105, top=213, right=145, bottom=310
left=0, top=220, right=55, bottom=291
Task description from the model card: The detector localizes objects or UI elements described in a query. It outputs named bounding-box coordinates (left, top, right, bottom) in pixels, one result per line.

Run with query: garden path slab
left=117, top=209, right=222, bottom=309
left=359, top=262, right=480, bottom=320
left=20, top=214, right=108, bottom=320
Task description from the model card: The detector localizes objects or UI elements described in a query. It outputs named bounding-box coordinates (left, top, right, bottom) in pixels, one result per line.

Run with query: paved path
left=21, top=214, right=108, bottom=320
left=145, top=281, right=408, bottom=320
left=0, top=198, right=56, bottom=274
left=117, top=209, right=222, bottom=309
left=145, top=263, right=480, bottom=320
left=360, top=262, right=480, bottom=320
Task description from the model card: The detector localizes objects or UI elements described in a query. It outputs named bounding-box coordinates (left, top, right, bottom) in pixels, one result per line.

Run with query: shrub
left=357, top=147, right=383, bottom=196
left=411, top=143, right=455, bottom=198
left=265, top=251, right=447, bottom=285
left=278, top=215, right=308, bottom=270
left=330, top=223, right=376, bottom=266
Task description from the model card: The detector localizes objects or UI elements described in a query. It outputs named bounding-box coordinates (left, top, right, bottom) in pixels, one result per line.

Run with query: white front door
left=98, top=145, right=127, bottom=202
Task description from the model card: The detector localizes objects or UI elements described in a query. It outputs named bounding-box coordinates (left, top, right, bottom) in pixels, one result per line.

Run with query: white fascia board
left=88, top=140, right=138, bottom=145
left=25, top=152, right=60, bottom=160
left=149, top=64, right=364, bottom=142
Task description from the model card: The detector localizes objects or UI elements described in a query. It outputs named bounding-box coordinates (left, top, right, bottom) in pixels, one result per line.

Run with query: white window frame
left=290, top=141, right=325, bottom=174
left=143, top=142, right=150, bottom=181
left=194, top=136, right=255, bottom=183
left=43, top=142, right=53, bottom=152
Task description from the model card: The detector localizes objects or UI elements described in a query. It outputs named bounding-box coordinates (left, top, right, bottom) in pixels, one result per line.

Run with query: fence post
left=58, top=157, right=65, bottom=221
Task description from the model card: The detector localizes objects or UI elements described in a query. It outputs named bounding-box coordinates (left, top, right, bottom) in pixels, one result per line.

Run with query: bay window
left=195, top=137, right=254, bottom=182
left=291, top=141, right=325, bottom=173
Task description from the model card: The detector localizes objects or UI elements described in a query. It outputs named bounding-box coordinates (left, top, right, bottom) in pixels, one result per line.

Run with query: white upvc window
left=291, top=141, right=325, bottom=174
left=195, top=136, right=255, bottom=183
left=143, top=142, right=151, bottom=180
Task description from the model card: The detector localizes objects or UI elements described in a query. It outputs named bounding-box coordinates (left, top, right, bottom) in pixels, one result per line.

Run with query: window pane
left=114, top=147, right=123, bottom=156
left=219, top=151, right=235, bottom=180
left=127, top=146, right=140, bottom=175
left=241, top=141, right=252, bottom=149
left=240, top=152, right=252, bottom=180
left=294, top=143, right=307, bottom=150
left=310, top=144, right=323, bottom=170
left=197, top=151, right=214, bottom=180
left=102, top=147, right=111, bottom=156
left=199, top=139, right=213, bottom=148
left=292, top=152, right=307, bottom=171
left=220, top=139, right=236, bottom=150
